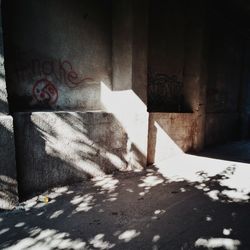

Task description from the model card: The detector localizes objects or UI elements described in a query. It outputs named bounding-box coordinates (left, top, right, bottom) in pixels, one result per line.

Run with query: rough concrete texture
left=3, top=0, right=112, bottom=112
left=0, top=115, right=18, bottom=210
left=14, top=111, right=146, bottom=198
left=0, top=0, right=8, bottom=114
left=112, top=0, right=133, bottom=91
left=205, top=114, right=240, bottom=146
left=147, top=113, right=196, bottom=164
left=148, top=0, right=195, bottom=113
left=1, top=149, right=250, bottom=249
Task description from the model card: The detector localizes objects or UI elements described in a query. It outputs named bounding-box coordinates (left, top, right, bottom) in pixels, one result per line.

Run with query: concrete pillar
left=112, top=0, right=133, bottom=91
left=0, top=0, right=18, bottom=210
left=183, top=0, right=208, bottom=151
left=104, top=0, right=148, bottom=169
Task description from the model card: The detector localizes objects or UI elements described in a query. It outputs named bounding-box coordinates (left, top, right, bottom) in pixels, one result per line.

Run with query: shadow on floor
left=194, top=140, right=250, bottom=164
left=0, top=153, right=250, bottom=250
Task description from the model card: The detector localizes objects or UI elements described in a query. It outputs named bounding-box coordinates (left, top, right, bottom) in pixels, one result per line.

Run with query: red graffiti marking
left=59, top=60, right=93, bottom=88
left=16, top=59, right=93, bottom=89
left=32, top=79, right=58, bottom=105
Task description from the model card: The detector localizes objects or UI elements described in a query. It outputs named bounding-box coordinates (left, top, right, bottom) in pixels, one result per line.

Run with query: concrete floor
left=1, top=142, right=250, bottom=250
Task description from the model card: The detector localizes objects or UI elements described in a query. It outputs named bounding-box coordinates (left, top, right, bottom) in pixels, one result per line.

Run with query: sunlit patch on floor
left=49, top=210, right=64, bottom=219
left=156, top=154, right=250, bottom=203
left=71, top=194, right=95, bottom=212
left=195, top=238, right=241, bottom=250
left=118, top=230, right=141, bottom=242
left=152, top=235, right=160, bottom=243
left=4, top=229, right=87, bottom=250
left=93, top=175, right=119, bottom=193
left=89, top=234, right=115, bottom=249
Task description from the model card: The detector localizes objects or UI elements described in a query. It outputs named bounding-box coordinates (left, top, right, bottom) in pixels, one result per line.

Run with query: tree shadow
left=0, top=119, right=18, bottom=210
left=0, top=159, right=250, bottom=249
left=13, top=111, right=145, bottom=201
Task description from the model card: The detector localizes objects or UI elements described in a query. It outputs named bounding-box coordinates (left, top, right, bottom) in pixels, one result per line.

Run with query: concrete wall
left=14, top=111, right=144, bottom=198
left=148, top=113, right=195, bottom=164
left=205, top=114, right=240, bottom=146
left=0, top=0, right=18, bottom=210
left=1, top=0, right=249, bottom=203
left=204, top=10, right=245, bottom=146
left=2, top=0, right=148, bottom=199
left=148, top=0, right=187, bottom=112
left=147, top=0, right=207, bottom=162
left=3, top=0, right=112, bottom=112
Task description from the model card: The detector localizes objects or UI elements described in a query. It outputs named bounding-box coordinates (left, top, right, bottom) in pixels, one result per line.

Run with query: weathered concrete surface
left=0, top=115, right=18, bottom=210
left=112, top=0, right=133, bottom=91
left=3, top=0, right=112, bottom=112
left=0, top=0, right=8, bottom=114
left=0, top=0, right=18, bottom=210
left=148, top=0, right=186, bottom=112
left=147, top=113, right=196, bottom=164
left=1, top=152, right=250, bottom=249
left=101, top=85, right=148, bottom=170
left=14, top=111, right=145, bottom=199
left=205, top=114, right=240, bottom=146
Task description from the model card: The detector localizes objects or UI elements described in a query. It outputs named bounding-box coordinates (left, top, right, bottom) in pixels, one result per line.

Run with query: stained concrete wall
left=107, top=0, right=148, bottom=168
left=148, top=113, right=195, bottom=164
left=3, top=0, right=112, bottom=112
left=147, top=0, right=207, bottom=162
left=0, top=116, right=17, bottom=209
left=2, top=0, right=249, bottom=202
left=14, top=112, right=144, bottom=198
left=0, top=0, right=18, bottom=210
left=204, top=9, right=245, bottom=146
left=2, top=0, right=148, bottom=199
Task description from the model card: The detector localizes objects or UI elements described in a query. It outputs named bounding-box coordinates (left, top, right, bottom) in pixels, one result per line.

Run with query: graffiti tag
left=16, top=59, right=93, bottom=88
left=148, top=73, right=183, bottom=111
left=32, top=79, right=58, bottom=105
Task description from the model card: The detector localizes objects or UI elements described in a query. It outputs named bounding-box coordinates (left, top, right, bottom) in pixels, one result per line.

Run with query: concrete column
left=183, top=0, right=208, bottom=151
left=105, top=0, right=148, bottom=169
left=112, top=0, right=133, bottom=91
left=0, top=0, right=18, bottom=210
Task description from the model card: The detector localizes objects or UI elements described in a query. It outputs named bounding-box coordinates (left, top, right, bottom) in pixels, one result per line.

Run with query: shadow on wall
left=13, top=111, right=145, bottom=200
left=0, top=154, right=250, bottom=249
left=0, top=118, right=18, bottom=210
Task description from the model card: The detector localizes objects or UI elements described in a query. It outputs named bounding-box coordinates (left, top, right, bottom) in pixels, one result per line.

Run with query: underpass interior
left=0, top=0, right=250, bottom=249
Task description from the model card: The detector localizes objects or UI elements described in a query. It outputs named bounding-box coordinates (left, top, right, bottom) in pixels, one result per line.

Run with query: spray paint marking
left=32, top=79, right=58, bottom=105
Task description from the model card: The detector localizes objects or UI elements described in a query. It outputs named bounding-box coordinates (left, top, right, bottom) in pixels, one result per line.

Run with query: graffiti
left=16, top=59, right=93, bottom=88
left=32, top=79, right=58, bottom=105
left=148, top=73, right=183, bottom=111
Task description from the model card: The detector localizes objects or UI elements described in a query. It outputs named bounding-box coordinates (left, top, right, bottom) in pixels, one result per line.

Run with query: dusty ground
left=1, top=144, right=250, bottom=250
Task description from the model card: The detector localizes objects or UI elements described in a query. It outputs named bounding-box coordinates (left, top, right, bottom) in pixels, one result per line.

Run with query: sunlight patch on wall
left=152, top=121, right=183, bottom=163
left=100, top=81, right=148, bottom=169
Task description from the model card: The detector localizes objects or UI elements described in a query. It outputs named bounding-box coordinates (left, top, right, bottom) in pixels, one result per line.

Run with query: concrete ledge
left=148, top=113, right=196, bottom=164
left=14, top=111, right=145, bottom=198
left=0, top=115, right=18, bottom=209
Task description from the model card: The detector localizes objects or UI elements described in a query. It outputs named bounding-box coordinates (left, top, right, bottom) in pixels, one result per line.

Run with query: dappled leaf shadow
left=1, top=157, right=250, bottom=249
